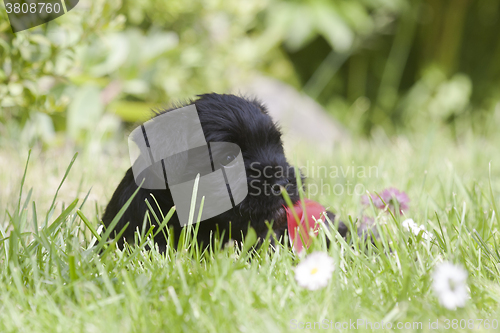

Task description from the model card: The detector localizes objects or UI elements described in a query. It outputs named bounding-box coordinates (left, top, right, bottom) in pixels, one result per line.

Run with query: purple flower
left=361, top=187, right=409, bottom=215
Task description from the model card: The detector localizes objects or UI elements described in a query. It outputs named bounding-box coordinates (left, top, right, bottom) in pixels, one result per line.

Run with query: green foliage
left=0, top=0, right=124, bottom=145
left=2, top=0, right=500, bottom=143
left=283, top=0, right=500, bottom=136
left=1, top=0, right=274, bottom=144
left=79, top=0, right=272, bottom=114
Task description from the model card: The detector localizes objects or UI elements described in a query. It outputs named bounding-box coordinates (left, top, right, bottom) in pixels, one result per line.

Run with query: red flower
left=285, top=199, right=326, bottom=253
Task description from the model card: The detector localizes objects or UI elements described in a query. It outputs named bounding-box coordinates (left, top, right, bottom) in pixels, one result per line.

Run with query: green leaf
left=67, top=85, right=104, bottom=139
left=313, top=3, right=354, bottom=52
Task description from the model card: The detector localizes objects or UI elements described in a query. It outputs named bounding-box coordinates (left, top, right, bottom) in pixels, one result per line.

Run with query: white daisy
left=402, top=218, right=433, bottom=240
left=294, top=251, right=335, bottom=290
left=432, top=261, right=469, bottom=310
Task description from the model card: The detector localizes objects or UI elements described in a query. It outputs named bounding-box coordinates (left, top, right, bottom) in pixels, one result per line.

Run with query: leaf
left=313, top=3, right=354, bottom=52
left=90, top=33, right=130, bottom=77
left=142, top=31, right=179, bottom=62
left=67, top=85, right=103, bottom=139
left=241, top=226, right=257, bottom=255
left=108, top=100, right=157, bottom=123
left=283, top=4, right=315, bottom=51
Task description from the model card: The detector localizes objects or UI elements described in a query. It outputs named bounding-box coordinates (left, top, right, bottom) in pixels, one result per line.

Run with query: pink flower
left=361, top=187, right=409, bottom=215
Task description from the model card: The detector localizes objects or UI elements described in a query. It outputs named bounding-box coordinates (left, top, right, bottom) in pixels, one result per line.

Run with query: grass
left=1, top=126, right=500, bottom=333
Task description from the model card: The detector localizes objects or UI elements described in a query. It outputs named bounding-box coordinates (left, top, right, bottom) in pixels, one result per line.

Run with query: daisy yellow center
left=310, top=267, right=319, bottom=275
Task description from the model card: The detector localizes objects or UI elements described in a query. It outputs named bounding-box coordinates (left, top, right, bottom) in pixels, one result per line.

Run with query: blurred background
left=1, top=0, right=500, bottom=147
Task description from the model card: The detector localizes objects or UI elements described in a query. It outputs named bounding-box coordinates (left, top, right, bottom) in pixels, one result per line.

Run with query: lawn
left=1, top=127, right=500, bottom=333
